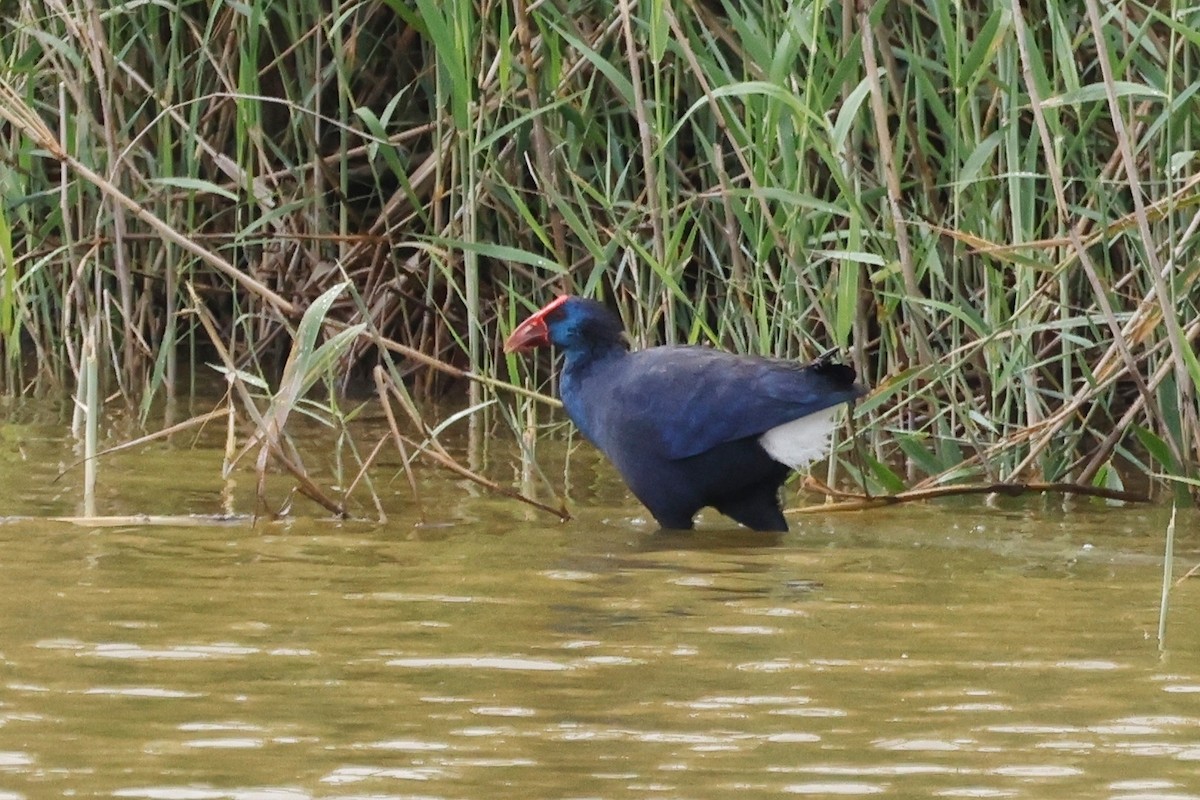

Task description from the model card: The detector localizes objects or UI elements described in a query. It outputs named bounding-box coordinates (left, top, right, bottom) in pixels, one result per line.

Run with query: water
left=1, top=407, right=1198, bottom=799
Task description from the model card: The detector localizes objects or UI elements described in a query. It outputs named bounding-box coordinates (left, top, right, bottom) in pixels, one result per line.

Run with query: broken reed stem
left=1158, top=504, right=1176, bottom=652
left=186, top=283, right=346, bottom=519
left=788, top=479, right=1150, bottom=514
left=373, top=366, right=424, bottom=523
left=55, top=406, right=231, bottom=483
left=341, top=433, right=391, bottom=524
left=49, top=514, right=251, bottom=527
left=375, top=366, right=571, bottom=522
left=82, top=335, right=98, bottom=518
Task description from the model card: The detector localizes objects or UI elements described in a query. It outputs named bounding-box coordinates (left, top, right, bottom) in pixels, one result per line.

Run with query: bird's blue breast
left=558, top=351, right=622, bottom=450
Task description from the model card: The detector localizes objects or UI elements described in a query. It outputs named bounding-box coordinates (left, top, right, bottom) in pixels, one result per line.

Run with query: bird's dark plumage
left=505, top=296, right=865, bottom=531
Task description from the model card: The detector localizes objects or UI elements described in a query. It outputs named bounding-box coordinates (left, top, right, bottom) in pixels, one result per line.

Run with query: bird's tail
left=805, top=349, right=867, bottom=401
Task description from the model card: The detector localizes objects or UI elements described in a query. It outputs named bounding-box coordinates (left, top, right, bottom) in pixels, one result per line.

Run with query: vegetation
left=1, top=0, right=1197, bottom=514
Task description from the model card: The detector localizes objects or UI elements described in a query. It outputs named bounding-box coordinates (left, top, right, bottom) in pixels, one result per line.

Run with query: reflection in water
left=0, top=420, right=1198, bottom=799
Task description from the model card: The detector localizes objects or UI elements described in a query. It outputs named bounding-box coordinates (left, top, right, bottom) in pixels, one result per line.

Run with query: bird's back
left=566, top=345, right=860, bottom=461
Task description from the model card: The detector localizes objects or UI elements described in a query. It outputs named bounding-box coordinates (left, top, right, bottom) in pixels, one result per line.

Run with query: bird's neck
left=562, top=339, right=626, bottom=371
left=558, top=340, right=625, bottom=444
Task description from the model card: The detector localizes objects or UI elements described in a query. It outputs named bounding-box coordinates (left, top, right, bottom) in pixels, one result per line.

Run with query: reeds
left=1, top=0, right=1197, bottom=502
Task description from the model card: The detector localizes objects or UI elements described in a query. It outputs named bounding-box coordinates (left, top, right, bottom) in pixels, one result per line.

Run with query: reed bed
left=1, top=0, right=1197, bottom=511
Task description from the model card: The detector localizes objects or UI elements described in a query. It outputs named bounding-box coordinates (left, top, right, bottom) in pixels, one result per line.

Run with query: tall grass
left=0, top=0, right=1197, bottom=501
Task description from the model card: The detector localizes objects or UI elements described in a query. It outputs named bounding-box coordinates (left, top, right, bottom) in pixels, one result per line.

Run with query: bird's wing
left=614, top=347, right=860, bottom=461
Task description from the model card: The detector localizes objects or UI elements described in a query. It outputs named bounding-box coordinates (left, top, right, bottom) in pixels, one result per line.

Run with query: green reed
left=0, top=0, right=1196, bottom=500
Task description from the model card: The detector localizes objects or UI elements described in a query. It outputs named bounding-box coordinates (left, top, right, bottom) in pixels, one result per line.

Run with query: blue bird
left=505, top=296, right=865, bottom=531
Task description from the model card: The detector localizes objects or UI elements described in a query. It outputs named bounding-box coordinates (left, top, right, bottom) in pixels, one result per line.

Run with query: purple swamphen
left=504, top=296, right=866, bottom=531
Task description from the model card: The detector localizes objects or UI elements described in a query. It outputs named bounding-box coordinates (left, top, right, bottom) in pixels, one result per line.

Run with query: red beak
left=503, top=316, right=549, bottom=352
left=503, top=296, right=571, bottom=353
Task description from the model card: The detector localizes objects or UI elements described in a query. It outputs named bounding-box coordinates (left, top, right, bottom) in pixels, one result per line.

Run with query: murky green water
left=1, top=407, right=1198, bottom=799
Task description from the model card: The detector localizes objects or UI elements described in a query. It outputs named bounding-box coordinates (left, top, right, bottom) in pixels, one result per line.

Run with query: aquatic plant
left=0, top=0, right=1196, bottom=505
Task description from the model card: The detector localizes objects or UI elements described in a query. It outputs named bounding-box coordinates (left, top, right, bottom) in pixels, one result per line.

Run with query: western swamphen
left=504, top=296, right=865, bottom=531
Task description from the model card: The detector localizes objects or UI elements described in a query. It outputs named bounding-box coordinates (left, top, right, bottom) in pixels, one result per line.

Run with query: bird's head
left=504, top=295, right=626, bottom=354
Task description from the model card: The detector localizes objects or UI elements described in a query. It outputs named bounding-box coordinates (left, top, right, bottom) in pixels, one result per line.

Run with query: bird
left=504, top=295, right=866, bottom=531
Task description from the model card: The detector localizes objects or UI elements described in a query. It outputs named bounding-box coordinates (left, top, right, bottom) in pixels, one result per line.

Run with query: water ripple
left=320, top=765, right=450, bottom=784
left=387, top=656, right=568, bottom=671
left=182, top=738, right=265, bottom=749
left=782, top=764, right=967, bottom=776
left=990, top=765, right=1084, bottom=777
left=682, top=694, right=813, bottom=709
left=784, top=782, right=887, bottom=795
left=84, top=687, right=203, bottom=699
left=84, top=643, right=259, bottom=660
left=362, top=739, right=450, bottom=751
left=874, top=738, right=971, bottom=752
left=113, top=790, right=312, bottom=799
